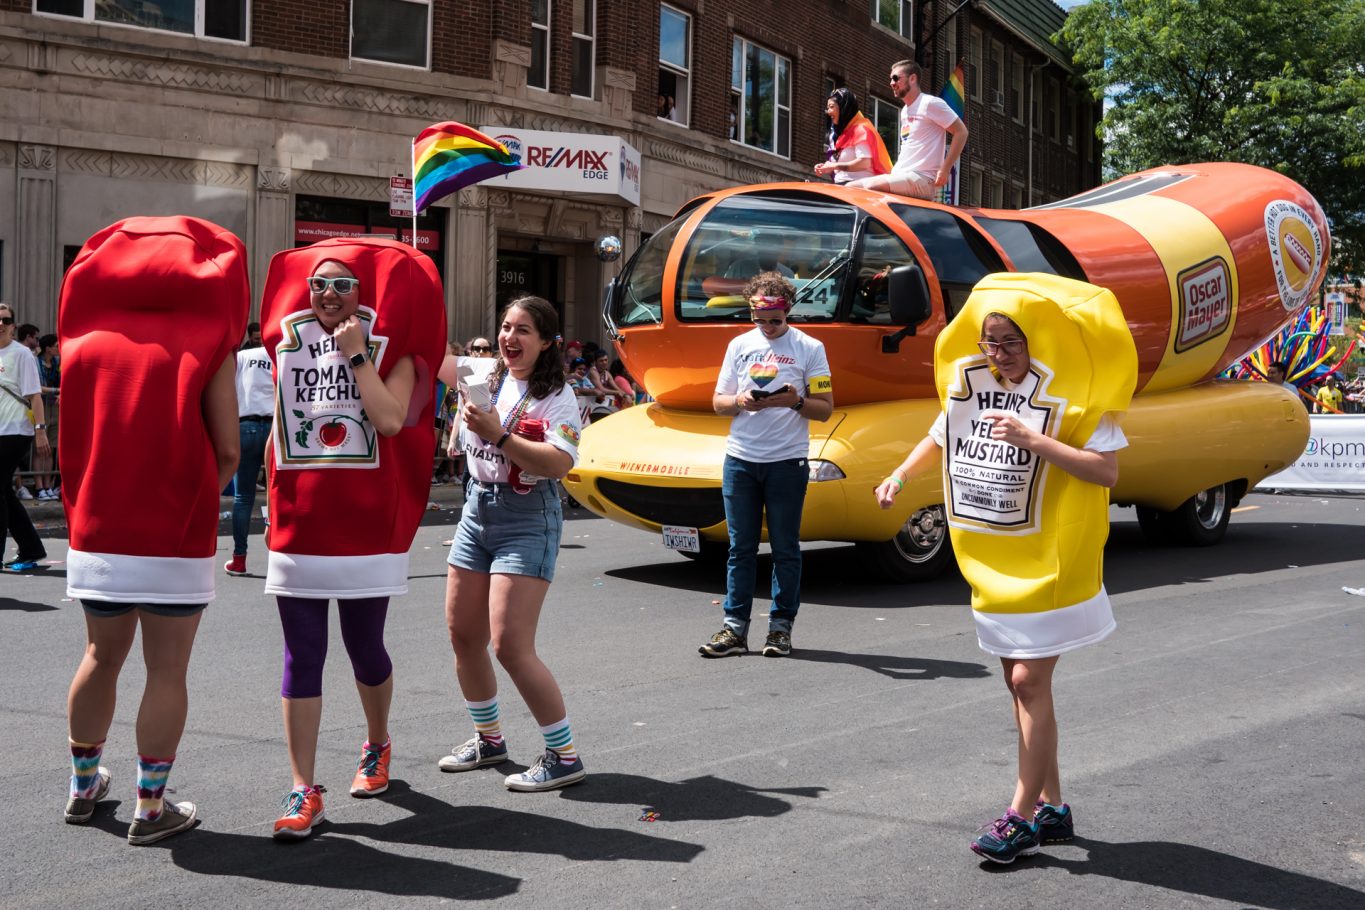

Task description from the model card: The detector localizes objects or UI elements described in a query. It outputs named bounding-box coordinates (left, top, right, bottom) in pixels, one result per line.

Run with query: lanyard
left=488, top=369, right=534, bottom=432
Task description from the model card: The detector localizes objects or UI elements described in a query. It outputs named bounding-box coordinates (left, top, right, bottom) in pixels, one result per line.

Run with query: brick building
left=0, top=0, right=1098, bottom=341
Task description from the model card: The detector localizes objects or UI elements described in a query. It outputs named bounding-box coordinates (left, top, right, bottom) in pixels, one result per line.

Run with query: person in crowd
left=449, top=340, right=465, bottom=357
left=60, top=216, right=245, bottom=845
left=1265, top=360, right=1307, bottom=408
left=261, top=241, right=444, bottom=840
left=33, top=333, right=61, bottom=500
left=1316, top=375, right=1344, bottom=413
left=875, top=278, right=1135, bottom=864
left=587, top=349, right=630, bottom=421
left=224, top=322, right=273, bottom=577
left=813, top=88, right=892, bottom=185
left=849, top=60, right=968, bottom=200
left=608, top=358, right=639, bottom=407
left=467, top=336, right=494, bottom=357
left=563, top=339, right=584, bottom=370
left=437, top=295, right=587, bottom=791
left=657, top=93, right=678, bottom=121
left=0, top=304, right=49, bottom=570
left=17, top=322, right=40, bottom=355
left=699, top=273, right=833, bottom=659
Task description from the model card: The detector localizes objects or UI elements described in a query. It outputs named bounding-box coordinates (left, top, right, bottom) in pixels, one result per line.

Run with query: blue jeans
left=231, top=419, right=270, bottom=556
left=721, top=454, right=808, bottom=636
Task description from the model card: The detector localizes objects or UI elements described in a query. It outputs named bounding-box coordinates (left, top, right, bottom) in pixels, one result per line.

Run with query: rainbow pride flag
left=413, top=122, right=523, bottom=213
left=937, top=63, right=967, bottom=205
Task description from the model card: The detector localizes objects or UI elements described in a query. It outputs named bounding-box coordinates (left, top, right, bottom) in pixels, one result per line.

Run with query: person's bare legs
left=68, top=611, right=138, bottom=744
left=488, top=573, right=564, bottom=724
left=282, top=697, right=322, bottom=789
left=354, top=676, right=392, bottom=746
left=1002, top=656, right=1061, bottom=816
left=134, top=610, right=203, bottom=757
left=446, top=566, right=496, bottom=699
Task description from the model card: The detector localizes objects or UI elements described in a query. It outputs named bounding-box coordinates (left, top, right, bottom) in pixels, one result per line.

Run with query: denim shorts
left=448, top=481, right=563, bottom=582
left=80, top=599, right=207, bottom=618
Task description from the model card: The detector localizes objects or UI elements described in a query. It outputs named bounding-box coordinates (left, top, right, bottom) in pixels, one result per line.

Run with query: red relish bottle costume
left=260, top=238, right=446, bottom=597
left=61, top=217, right=248, bottom=602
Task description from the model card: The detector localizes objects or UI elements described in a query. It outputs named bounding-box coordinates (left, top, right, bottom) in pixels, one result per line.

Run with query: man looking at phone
left=700, top=272, right=834, bottom=658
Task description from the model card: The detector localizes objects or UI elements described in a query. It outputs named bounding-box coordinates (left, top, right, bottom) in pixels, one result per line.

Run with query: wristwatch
left=33, top=423, right=46, bottom=430
left=791, top=396, right=805, bottom=412
left=349, top=351, right=368, bottom=369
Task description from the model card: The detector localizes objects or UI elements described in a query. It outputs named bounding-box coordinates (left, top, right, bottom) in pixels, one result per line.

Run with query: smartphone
left=750, top=384, right=791, bottom=400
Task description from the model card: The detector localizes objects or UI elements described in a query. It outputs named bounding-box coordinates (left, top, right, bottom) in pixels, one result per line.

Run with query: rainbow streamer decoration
left=413, top=122, right=523, bottom=214
left=936, top=63, right=966, bottom=206
left=1225, top=306, right=1357, bottom=411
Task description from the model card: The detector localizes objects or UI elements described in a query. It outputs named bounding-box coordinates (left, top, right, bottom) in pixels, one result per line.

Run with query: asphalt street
left=2, top=491, right=1363, bottom=909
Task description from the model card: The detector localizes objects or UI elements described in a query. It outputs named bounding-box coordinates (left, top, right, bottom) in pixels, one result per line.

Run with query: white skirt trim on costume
left=66, top=549, right=215, bottom=604
left=264, top=551, right=409, bottom=598
left=973, top=586, right=1116, bottom=659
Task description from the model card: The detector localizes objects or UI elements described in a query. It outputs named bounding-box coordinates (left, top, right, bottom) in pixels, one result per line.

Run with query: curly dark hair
left=742, top=271, right=796, bottom=310
left=490, top=295, right=566, bottom=400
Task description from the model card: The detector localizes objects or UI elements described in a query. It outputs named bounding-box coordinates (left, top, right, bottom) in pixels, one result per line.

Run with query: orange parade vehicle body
left=571, top=163, right=1326, bottom=579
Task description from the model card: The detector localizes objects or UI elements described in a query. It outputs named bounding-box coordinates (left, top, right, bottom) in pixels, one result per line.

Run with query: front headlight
left=808, top=459, right=846, bottom=482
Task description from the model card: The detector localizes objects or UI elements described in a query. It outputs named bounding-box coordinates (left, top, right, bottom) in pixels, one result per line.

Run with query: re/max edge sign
left=479, top=126, right=641, bottom=206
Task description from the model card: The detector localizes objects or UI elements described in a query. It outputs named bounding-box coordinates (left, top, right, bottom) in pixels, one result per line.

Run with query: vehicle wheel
left=679, top=539, right=730, bottom=563
left=1135, top=483, right=1231, bottom=547
left=857, top=504, right=955, bottom=582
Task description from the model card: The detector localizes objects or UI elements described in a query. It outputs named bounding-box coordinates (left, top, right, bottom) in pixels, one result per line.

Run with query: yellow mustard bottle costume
left=934, top=273, right=1138, bottom=658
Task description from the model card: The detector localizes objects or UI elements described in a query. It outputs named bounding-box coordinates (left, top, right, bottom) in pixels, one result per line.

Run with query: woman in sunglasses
left=466, top=337, right=495, bottom=357
left=0, top=303, right=49, bottom=571
left=875, top=280, right=1136, bottom=865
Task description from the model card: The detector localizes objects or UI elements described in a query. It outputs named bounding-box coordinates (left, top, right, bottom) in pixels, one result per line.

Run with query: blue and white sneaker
left=970, top=809, right=1041, bottom=864
left=1033, top=801, right=1075, bottom=843
left=504, top=748, right=586, bottom=792
left=439, top=736, right=509, bottom=772
left=5, top=559, right=40, bottom=572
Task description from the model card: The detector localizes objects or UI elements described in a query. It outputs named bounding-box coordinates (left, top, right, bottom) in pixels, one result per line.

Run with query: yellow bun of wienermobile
left=567, top=163, right=1320, bottom=580
left=934, top=275, right=1137, bottom=656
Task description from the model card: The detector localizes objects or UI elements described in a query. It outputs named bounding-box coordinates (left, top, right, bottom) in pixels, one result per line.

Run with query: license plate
left=661, top=525, right=700, bottom=553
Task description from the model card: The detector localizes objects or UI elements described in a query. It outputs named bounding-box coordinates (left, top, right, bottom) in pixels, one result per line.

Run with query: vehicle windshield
left=674, top=194, right=858, bottom=323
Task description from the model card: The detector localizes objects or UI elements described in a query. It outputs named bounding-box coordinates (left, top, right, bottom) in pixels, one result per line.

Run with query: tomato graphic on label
left=318, top=420, right=347, bottom=447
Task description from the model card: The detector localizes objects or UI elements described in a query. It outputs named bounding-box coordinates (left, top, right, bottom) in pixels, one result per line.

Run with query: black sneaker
left=970, top=809, right=1041, bottom=864
left=1033, top=801, right=1074, bottom=843
left=127, top=799, right=198, bottom=846
left=698, top=627, right=747, bottom=658
left=762, top=630, right=792, bottom=657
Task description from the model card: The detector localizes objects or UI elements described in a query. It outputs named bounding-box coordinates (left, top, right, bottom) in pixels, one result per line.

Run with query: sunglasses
left=889, top=74, right=904, bottom=83
left=470, top=345, right=492, bottom=353
left=752, top=317, right=787, bottom=327
left=0, top=317, right=13, bottom=326
left=978, top=340, right=1026, bottom=356
left=306, top=276, right=360, bottom=295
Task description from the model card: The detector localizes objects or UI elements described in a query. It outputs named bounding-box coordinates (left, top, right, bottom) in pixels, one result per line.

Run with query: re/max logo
left=524, top=146, right=610, bottom=170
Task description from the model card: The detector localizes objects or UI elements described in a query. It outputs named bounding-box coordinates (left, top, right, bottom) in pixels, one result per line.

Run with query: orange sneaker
left=272, top=785, right=325, bottom=840
left=349, top=740, right=390, bottom=798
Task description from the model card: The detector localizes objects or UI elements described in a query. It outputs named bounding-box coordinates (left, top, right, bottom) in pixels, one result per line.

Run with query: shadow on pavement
left=324, top=781, right=703, bottom=864
left=555, top=772, right=825, bottom=821
left=0, top=596, right=59, bottom=612
left=998, top=837, right=1365, bottom=908
left=787, top=649, right=989, bottom=681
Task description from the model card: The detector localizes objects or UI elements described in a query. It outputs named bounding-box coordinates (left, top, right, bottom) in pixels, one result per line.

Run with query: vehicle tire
left=679, top=539, right=730, bottom=564
left=1135, top=483, right=1231, bottom=547
left=857, top=504, right=955, bottom=582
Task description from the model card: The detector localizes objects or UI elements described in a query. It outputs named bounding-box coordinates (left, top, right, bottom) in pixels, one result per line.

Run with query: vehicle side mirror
left=602, top=277, right=623, bottom=342
left=882, top=264, right=933, bottom=353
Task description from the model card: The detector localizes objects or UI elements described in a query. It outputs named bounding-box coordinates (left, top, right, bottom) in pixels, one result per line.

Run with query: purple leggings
left=276, top=596, right=393, bottom=699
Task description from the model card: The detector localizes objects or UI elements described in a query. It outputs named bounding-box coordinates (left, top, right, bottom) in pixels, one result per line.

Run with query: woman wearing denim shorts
left=438, top=295, right=587, bottom=791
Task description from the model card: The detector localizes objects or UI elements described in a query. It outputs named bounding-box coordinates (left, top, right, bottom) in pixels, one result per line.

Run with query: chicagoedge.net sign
left=479, top=127, right=641, bottom=206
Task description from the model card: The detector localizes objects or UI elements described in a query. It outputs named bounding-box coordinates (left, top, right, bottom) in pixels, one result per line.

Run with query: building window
left=871, top=0, right=913, bottom=40
left=1050, top=79, right=1061, bottom=142
left=989, top=40, right=1004, bottom=110
left=871, top=96, right=900, bottom=161
left=969, top=28, right=982, bottom=100
left=529, top=0, right=550, bottom=91
left=943, top=15, right=958, bottom=82
left=969, top=168, right=984, bottom=206
left=989, top=176, right=1005, bottom=208
left=658, top=5, right=691, bottom=125
left=1011, top=54, right=1025, bottom=124
left=1064, top=90, right=1075, bottom=149
left=352, top=0, right=430, bottom=68
left=36, top=0, right=247, bottom=41
left=571, top=0, right=595, bottom=98
left=731, top=36, right=791, bottom=158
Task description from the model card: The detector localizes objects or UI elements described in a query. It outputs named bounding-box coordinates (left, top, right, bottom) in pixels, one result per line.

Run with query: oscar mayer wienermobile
left=565, top=163, right=1325, bottom=580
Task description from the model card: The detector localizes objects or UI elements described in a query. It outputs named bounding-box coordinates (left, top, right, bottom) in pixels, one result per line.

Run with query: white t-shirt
left=833, top=141, right=875, bottom=184
left=930, top=411, right=1127, bottom=452
left=715, top=326, right=833, bottom=462
left=896, top=93, right=959, bottom=180
left=0, top=341, right=40, bottom=437
left=460, top=358, right=582, bottom=483
left=235, top=346, right=276, bottom=418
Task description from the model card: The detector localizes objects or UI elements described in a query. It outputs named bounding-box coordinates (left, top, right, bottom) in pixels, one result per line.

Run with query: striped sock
left=69, top=739, right=105, bottom=799
left=467, top=697, right=504, bottom=747
left=135, top=754, right=175, bottom=821
left=539, top=718, right=577, bottom=763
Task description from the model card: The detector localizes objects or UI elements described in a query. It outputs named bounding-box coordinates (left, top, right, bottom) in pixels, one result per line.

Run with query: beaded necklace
left=488, top=367, right=535, bottom=432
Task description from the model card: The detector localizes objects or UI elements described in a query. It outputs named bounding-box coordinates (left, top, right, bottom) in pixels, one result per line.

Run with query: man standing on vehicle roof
left=699, top=272, right=834, bottom=659
left=849, top=60, right=968, bottom=201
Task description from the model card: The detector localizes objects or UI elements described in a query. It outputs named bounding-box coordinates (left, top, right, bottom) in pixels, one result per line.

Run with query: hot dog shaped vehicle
left=566, top=163, right=1325, bottom=579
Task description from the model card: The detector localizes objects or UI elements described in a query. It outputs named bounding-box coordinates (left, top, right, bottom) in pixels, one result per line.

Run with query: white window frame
left=731, top=35, right=792, bottom=160
left=658, top=4, right=691, bottom=126
left=34, top=0, right=249, bottom=43
left=570, top=0, right=595, bottom=99
left=871, top=0, right=913, bottom=41
left=529, top=0, right=551, bottom=92
left=350, top=0, right=432, bottom=70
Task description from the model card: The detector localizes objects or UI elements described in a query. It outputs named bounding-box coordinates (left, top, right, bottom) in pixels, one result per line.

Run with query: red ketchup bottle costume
left=61, top=217, right=248, bottom=602
left=260, top=238, right=446, bottom=597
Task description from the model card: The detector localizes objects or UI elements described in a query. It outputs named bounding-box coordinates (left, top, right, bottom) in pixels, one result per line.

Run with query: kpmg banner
left=1257, top=415, right=1365, bottom=492
left=479, top=127, right=641, bottom=206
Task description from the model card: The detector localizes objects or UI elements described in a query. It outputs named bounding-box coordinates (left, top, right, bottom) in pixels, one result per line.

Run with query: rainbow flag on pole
left=937, top=63, right=966, bottom=205
left=412, top=122, right=523, bottom=214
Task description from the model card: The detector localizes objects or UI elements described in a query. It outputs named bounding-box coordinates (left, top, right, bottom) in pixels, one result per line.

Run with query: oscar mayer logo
left=496, top=134, right=612, bottom=181
left=1175, top=256, right=1232, bottom=353
left=1265, top=200, right=1323, bottom=312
